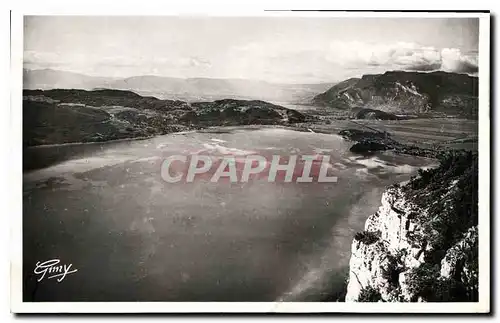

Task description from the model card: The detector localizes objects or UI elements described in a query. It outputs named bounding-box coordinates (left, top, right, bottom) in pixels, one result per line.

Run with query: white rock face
left=345, top=186, right=429, bottom=302
left=440, top=226, right=478, bottom=290
left=345, top=183, right=478, bottom=302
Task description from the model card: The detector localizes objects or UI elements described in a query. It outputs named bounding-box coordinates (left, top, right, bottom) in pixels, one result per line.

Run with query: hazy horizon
left=23, top=67, right=339, bottom=85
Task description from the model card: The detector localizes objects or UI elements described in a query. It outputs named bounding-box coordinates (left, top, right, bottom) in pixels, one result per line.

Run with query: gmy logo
left=34, top=259, right=78, bottom=282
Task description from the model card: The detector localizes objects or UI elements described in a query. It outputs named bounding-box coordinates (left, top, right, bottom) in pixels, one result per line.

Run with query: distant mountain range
left=23, top=69, right=334, bottom=103
left=23, top=69, right=480, bottom=121
left=312, top=71, right=479, bottom=119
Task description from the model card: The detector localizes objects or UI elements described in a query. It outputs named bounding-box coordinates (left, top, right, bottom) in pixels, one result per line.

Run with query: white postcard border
left=9, top=8, right=491, bottom=313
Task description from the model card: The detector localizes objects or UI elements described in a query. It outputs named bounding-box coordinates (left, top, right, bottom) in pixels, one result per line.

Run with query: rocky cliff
left=346, top=151, right=478, bottom=302
left=313, top=71, right=478, bottom=119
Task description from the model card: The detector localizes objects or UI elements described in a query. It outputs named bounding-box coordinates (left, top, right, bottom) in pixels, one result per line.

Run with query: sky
left=23, top=16, right=479, bottom=83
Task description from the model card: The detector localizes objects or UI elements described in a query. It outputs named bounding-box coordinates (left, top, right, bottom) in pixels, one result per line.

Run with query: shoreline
left=23, top=120, right=472, bottom=176
left=24, top=125, right=296, bottom=150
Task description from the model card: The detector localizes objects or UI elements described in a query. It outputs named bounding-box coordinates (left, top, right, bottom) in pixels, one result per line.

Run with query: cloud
left=405, top=62, right=442, bottom=71
left=322, top=41, right=478, bottom=74
left=24, top=50, right=214, bottom=78
left=441, top=48, right=478, bottom=73
left=24, top=40, right=478, bottom=82
left=178, top=57, right=212, bottom=68
left=221, top=40, right=478, bottom=81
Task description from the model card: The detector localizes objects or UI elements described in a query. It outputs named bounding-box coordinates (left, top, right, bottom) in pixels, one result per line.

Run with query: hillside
left=23, top=89, right=305, bottom=147
left=313, top=71, right=478, bottom=119
left=346, top=151, right=478, bottom=302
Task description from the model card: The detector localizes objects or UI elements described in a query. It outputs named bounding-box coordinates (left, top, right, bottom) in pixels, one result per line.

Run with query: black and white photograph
left=10, top=8, right=490, bottom=313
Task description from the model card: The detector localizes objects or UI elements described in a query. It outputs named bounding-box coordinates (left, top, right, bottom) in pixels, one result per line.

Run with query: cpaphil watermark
left=160, top=154, right=338, bottom=183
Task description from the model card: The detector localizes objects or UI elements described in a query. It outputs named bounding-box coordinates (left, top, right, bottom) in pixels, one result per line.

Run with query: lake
left=23, top=127, right=436, bottom=301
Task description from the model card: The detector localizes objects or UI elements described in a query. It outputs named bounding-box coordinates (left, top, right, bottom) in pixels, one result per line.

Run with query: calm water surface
left=23, top=128, right=436, bottom=301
